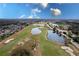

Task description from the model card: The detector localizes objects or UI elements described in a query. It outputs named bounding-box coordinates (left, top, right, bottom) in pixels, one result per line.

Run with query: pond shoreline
left=46, top=29, right=64, bottom=46
left=47, top=30, right=65, bottom=46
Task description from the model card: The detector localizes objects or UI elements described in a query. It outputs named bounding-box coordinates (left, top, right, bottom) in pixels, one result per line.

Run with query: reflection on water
left=47, top=30, right=65, bottom=45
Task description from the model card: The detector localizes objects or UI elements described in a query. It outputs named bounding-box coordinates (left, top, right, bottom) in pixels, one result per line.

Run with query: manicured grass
left=0, top=24, right=69, bottom=56
left=31, top=27, right=69, bottom=56
left=0, top=25, right=34, bottom=55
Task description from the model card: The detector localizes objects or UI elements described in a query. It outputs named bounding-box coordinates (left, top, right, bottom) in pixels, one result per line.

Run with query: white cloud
left=18, top=14, right=26, bottom=19
left=32, top=8, right=41, bottom=13
left=50, top=8, right=61, bottom=16
left=35, top=16, right=40, bottom=19
left=31, top=8, right=41, bottom=18
left=27, top=15, right=33, bottom=19
left=27, top=15, right=40, bottom=19
left=31, top=8, right=41, bottom=17
left=50, top=8, right=53, bottom=11
left=27, top=8, right=41, bottom=19
left=40, top=3, right=48, bottom=8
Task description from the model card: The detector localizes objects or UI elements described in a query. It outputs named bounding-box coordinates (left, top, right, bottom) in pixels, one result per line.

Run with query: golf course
left=0, top=24, right=69, bottom=56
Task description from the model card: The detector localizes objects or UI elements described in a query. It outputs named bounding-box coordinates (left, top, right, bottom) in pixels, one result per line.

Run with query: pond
left=47, top=30, right=65, bottom=45
left=31, top=28, right=41, bottom=35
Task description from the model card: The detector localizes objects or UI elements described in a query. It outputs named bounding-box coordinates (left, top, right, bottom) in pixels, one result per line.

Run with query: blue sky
left=0, top=3, right=79, bottom=20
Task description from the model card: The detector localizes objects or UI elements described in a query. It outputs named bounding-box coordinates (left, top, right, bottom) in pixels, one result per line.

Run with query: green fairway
left=0, top=24, right=69, bottom=56
left=0, top=25, right=33, bottom=55
left=31, top=27, right=69, bottom=56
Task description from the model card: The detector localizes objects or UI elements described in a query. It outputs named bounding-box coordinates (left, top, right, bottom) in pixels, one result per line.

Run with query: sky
left=0, top=3, right=79, bottom=20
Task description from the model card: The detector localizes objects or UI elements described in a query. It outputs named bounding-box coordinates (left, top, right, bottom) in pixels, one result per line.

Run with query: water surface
left=47, top=30, right=65, bottom=45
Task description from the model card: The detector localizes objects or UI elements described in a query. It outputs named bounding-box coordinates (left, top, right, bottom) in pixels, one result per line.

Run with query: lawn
left=31, top=27, right=69, bottom=56
left=0, top=25, right=34, bottom=55
left=0, top=24, right=69, bottom=56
